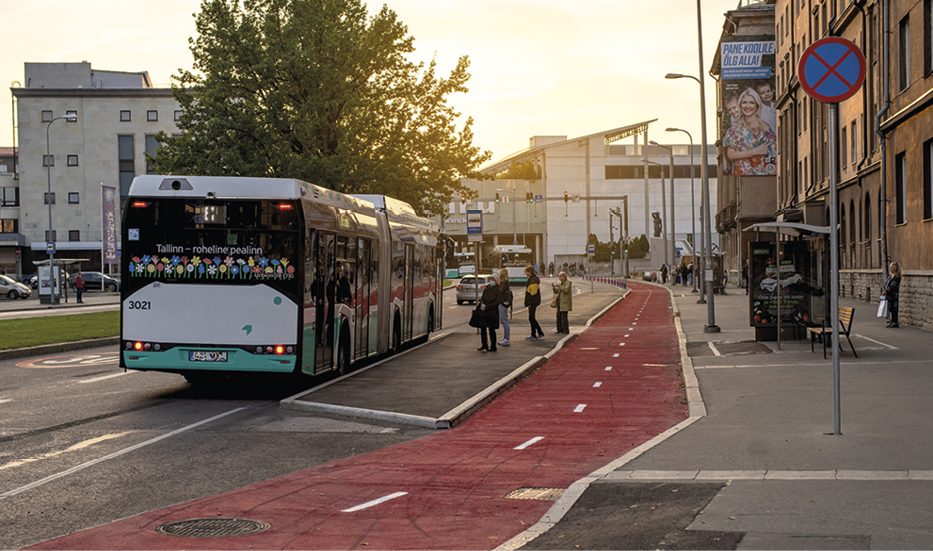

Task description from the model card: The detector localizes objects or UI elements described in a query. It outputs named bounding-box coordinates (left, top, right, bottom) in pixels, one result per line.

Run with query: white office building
left=10, top=62, right=180, bottom=273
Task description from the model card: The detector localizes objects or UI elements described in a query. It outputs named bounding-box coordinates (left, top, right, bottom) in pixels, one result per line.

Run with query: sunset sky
left=2, top=0, right=745, bottom=164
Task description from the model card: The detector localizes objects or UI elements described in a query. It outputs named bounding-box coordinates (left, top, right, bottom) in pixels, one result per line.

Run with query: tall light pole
left=649, top=140, right=676, bottom=269
left=665, top=0, right=719, bottom=333
left=46, top=113, right=77, bottom=305
left=642, top=159, right=667, bottom=269
left=667, top=127, right=699, bottom=294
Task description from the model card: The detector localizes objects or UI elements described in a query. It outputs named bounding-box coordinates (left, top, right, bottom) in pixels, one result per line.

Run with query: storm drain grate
left=154, top=518, right=270, bottom=538
left=505, top=487, right=566, bottom=501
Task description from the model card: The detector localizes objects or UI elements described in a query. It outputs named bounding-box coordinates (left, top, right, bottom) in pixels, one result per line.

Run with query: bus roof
left=127, top=175, right=308, bottom=199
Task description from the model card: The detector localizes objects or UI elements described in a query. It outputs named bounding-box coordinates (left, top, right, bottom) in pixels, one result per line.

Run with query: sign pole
left=829, top=102, right=841, bottom=435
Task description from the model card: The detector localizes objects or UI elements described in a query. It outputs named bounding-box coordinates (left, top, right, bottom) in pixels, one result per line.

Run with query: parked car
left=642, top=270, right=658, bottom=282
left=455, top=274, right=494, bottom=305
left=70, top=271, right=121, bottom=292
left=0, top=274, right=32, bottom=299
left=20, top=272, right=37, bottom=285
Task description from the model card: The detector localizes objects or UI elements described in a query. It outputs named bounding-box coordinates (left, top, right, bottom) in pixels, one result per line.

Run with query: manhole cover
left=505, top=487, right=566, bottom=501
left=154, top=518, right=270, bottom=538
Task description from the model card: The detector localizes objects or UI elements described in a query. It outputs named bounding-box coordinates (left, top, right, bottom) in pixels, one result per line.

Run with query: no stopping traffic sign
left=798, top=37, right=865, bottom=103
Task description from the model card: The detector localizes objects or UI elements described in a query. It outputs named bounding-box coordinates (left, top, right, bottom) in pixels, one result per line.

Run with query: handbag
left=469, top=307, right=485, bottom=328
left=877, top=298, right=888, bottom=318
left=550, top=291, right=559, bottom=308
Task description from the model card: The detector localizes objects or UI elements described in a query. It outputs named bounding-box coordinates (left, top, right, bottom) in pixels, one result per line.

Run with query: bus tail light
left=276, top=203, right=294, bottom=211
left=131, top=201, right=151, bottom=208
left=274, top=345, right=285, bottom=355
left=134, top=341, right=143, bottom=351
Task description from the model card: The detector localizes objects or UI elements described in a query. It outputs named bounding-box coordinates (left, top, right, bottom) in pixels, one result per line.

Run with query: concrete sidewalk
left=520, top=284, right=933, bottom=550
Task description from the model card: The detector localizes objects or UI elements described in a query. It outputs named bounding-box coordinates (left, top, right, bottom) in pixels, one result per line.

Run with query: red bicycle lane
left=29, top=283, right=686, bottom=550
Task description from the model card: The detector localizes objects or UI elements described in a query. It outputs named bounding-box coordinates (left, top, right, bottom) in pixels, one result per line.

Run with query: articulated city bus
left=120, top=175, right=442, bottom=381
left=491, top=245, right=533, bottom=283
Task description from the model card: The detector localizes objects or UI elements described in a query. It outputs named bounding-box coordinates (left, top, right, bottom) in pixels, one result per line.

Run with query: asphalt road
left=1, top=280, right=622, bottom=549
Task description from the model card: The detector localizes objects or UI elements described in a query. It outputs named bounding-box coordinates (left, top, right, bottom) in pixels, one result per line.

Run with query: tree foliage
left=153, top=0, right=491, bottom=216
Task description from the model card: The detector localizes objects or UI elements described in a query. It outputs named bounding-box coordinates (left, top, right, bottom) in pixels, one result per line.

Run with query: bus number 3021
left=128, top=300, right=151, bottom=310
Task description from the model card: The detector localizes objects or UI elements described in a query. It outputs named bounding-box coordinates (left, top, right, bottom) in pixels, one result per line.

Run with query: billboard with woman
left=720, top=35, right=777, bottom=176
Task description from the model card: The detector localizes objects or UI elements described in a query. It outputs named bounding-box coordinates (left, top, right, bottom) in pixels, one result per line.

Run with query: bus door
left=317, top=232, right=335, bottom=370
left=356, top=238, right=371, bottom=359
left=404, top=244, right=413, bottom=342
left=336, top=235, right=357, bottom=359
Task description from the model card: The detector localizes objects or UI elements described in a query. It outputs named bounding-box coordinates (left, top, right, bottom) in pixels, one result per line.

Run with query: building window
left=68, top=192, right=80, bottom=204
left=145, top=135, right=160, bottom=174
left=174, top=110, right=182, bottom=121
left=67, top=154, right=79, bottom=167
left=841, top=126, right=848, bottom=166
left=120, top=110, right=132, bottom=122
left=44, top=230, right=57, bottom=241
left=147, top=110, right=158, bottom=122
left=42, top=110, right=53, bottom=122
left=42, top=155, right=54, bottom=167
left=900, top=15, right=911, bottom=90
left=66, top=110, right=77, bottom=121
left=68, top=230, right=80, bottom=242
left=924, top=138, right=933, bottom=219
left=119, top=135, right=135, bottom=197
left=925, top=0, right=933, bottom=74
left=44, top=192, right=56, bottom=204
left=1, top=187, right=19, bottom=207
left=0, top=219, right=19, bottom=233
left=851, top=121, right=858, bottom=164
left=895, top=151, right=907, bottom=224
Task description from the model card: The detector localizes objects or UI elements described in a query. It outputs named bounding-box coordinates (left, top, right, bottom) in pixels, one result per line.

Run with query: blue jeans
left=499, top=304, right=510, bottom=340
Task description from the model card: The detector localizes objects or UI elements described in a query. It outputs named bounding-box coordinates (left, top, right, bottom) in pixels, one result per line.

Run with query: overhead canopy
left=743, top=222, right=834, bottom=237
left=32, top=258, right=89, bottom=266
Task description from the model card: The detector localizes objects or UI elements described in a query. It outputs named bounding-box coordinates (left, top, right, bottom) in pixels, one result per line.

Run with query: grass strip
left=0, top=311, right=119, bottom=351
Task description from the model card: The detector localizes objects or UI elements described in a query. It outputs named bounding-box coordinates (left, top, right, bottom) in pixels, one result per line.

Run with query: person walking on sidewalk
left=477, top=274, right=502, bottom=352
left=552, top=271, right=572, bottom=334
left=497, top=268, right=512, bottom=346
left=882, top=261, right=901, bottom=328
left=74, top=272, right=85, bottom=303
left=524, top=265, right=544, bottom=340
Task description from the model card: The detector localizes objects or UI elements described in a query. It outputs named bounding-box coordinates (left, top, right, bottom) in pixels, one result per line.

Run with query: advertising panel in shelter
left=749, top=241, right=824, bottom=328
left=720, top=35, right=777, bottom=176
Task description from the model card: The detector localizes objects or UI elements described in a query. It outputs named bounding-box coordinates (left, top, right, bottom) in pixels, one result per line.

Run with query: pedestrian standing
left=74, top=272, right=85, bottom=303
left=742, top=259, right=749, bottom=295
left=551, top=271, right=572, bottom=334
left=548, top=261, right=554, bottom=277
left=477, top=274, right=501, bottom=352
left=497, top=268, right=512, bottom=346
left=524, top=265, right=544, bottom=340
left=882, top=261, right=901, bottom=328
left=661, top=264, right=668, bottom=284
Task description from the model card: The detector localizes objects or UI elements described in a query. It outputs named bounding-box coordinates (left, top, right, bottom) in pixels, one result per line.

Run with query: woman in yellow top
left=523, top=265, right=544, bottom=340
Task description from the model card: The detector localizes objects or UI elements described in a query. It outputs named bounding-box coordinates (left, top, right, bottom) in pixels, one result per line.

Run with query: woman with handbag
left=551, top=271, right=572, bottom=334
left=476, top=274, right=502, bottom=352
left=881, top=261, right=901, bottom=328
left=524, top=265, right=544, bottom=340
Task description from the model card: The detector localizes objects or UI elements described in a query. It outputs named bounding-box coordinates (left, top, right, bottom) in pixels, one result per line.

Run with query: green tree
left=153, top=0, right=491, bottom=216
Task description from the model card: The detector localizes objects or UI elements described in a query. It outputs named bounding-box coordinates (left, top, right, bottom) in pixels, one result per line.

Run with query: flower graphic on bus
left=129, top=251, right=294, bottom=280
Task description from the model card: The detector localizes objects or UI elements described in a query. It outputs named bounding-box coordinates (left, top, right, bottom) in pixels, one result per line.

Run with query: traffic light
left=563, top=191, right=569, bottom=203
left=460, top=192, right=466, bottom=204
left=495, top=193, right=500, bottom=203
left=526, top=192, right=533, bottom=203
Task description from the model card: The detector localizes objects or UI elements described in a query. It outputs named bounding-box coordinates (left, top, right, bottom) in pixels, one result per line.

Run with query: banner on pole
left=102, top=185, right=118, bottom=265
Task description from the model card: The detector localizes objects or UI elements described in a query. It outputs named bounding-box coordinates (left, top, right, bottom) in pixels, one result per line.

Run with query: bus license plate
left=189, top=351, right=228, bottom=362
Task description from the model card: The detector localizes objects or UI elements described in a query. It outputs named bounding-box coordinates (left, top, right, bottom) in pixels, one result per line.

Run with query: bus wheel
left=336, top=324, right=351, bottom=375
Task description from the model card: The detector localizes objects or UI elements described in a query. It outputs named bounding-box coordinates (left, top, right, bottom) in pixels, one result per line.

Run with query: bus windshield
left=122, top=198, right=301, bottom=298
left=501, top=253, right=531, bottom=267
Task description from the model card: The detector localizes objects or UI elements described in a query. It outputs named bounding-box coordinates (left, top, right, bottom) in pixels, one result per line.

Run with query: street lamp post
left=666, top=127, right=699, bottom=293
left=45, top=113, right=77, bottom=305
left=665, top=0, right=719, bottom=332
left=642, top=159, right=667, bottom=270
left=649, top=141, right=676, bottom=269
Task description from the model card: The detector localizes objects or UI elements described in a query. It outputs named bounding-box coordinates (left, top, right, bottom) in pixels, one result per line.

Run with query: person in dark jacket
left=882, top=261, right=901, bottom=328
left=477, top=274, right=501, bottom=352
left=524, top=265, right=544, bottom=340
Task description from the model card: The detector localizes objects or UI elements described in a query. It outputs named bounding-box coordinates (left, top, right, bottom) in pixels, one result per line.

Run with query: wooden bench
left=808, top=306, right=858, bottom=359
